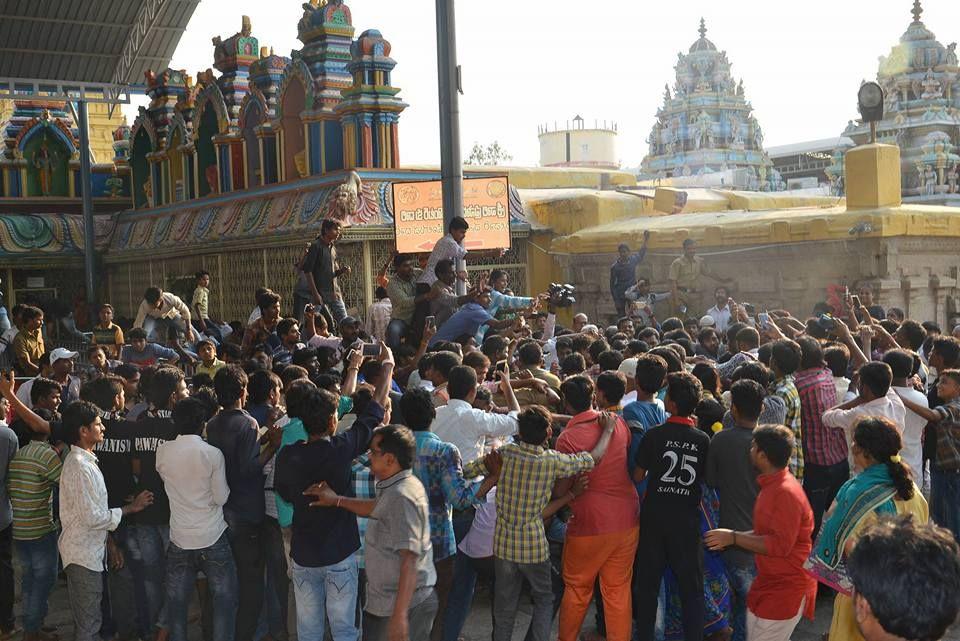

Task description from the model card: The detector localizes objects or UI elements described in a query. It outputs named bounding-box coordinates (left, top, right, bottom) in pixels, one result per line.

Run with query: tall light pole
left=435, top=0, right=466, bottom=294
left=77, top=100, right=97, bottom=304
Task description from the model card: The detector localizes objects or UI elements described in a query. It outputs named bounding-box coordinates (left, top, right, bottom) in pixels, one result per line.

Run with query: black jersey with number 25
left=636, top=418, right=710, bottom=513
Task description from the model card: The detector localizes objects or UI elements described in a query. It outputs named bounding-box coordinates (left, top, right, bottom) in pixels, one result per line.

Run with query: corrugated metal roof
left=0, top=0, right=199, bottom=85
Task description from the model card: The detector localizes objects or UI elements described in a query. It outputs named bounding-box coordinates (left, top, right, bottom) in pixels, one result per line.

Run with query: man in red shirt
left=705, top=425, right=816, bottom=641
left=554, top=376, right=639, bottom=641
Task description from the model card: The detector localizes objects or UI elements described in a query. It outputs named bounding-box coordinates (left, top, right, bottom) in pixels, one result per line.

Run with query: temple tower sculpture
left=336, top=29, right=407, bottom=169
left=828, top=1, right=960, bottom=203
left=640, top=19, right=782, bottom=191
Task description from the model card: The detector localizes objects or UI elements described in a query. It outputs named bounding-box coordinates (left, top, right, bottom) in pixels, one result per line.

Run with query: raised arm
left=0, top=371, right=49, bottom=435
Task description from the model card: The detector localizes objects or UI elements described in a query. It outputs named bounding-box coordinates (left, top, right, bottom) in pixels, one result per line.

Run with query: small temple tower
left=829, top=1, right=960, bottom=204
left=336, top=29, right=407, bottom=169
left=285, top=0, right=356, bottom=178
left=0, top=101, right=80, bottom=198
left=640, top=19, right=782, bottom=191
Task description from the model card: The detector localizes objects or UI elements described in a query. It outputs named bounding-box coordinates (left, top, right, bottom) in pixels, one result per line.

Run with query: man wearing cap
left=304, top=311, right=364, bottom=365
left=705, top=287, right=733, bottom=333
left=610, top=232, right=650, bottom=318
left=668, top=239, right=732, bottom=315
left=17, top=348, right=80, bottom=410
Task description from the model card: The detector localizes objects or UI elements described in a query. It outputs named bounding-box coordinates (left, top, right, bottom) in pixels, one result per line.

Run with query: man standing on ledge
left=610, top=231, right=650, bottom=318
left=668, top=239, right=732, bottom=316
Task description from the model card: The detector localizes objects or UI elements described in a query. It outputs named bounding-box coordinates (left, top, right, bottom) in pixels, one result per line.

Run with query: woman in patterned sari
left=662, top=484, right=732, bottom=641
left=804, top=417, right=928, bottom=641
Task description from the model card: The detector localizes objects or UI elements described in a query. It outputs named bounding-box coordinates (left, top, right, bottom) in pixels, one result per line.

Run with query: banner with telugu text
left=392, top=176, right=511, bottom=253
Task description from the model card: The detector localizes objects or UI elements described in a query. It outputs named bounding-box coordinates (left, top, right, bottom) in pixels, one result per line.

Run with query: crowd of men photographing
left=0, top=215, right=956, bottom=641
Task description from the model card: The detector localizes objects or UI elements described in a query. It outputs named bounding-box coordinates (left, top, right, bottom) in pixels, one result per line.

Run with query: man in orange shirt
left=554, top=376, right=639, bottom=641
left=705, top=425, right=816, bottom=641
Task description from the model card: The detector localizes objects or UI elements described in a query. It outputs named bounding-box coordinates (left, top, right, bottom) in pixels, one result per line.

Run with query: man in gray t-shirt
left=304, top=424, right=437, bottom=641
left=706, top=380, right=762, bottom=641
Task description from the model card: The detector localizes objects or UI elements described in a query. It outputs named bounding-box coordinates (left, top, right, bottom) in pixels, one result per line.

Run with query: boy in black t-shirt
left=632, top=371, right=710, bottom=641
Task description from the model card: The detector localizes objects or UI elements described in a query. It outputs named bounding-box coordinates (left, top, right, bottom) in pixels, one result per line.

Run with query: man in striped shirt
left=8, top=418, right=61, bottom=641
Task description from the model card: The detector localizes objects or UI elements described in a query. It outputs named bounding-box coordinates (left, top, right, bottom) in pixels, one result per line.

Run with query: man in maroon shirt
left=705, top=425, right=816, bottom=641
left=793, top=336, right=843, bottom=537
left=554, top=376, right=638, bottom=641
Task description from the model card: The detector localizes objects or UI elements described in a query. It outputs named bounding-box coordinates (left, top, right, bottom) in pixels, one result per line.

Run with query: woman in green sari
left=804, top=416, right=928, bottom=641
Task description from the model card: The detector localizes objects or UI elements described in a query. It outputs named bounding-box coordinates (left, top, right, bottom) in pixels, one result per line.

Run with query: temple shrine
left=828, top=1, right=960, bottom=204
left=640, top=19, right=784, bottom=192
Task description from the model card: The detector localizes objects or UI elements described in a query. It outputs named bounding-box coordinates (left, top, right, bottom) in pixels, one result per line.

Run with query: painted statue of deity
left=33, top=140, right=56, bottom=196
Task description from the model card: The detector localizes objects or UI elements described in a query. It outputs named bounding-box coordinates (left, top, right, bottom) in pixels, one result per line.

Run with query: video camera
left=548, top=283, right=576, bottom=308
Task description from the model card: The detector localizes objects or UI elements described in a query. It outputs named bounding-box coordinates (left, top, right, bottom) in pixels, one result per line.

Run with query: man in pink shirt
left=554, top=376, right=639, bottom=641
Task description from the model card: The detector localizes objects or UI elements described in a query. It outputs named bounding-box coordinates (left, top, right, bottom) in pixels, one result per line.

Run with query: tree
left=466, top=141, right=513, bottom=166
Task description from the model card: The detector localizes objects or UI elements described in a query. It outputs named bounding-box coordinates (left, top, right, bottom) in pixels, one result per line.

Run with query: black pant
left=410, top=284, right=432, bottom=345
left=0, top=525, right=13, bottom=631
left=225, top=516, right=267, bottom=641
left=803, top=459, right=850, bottom=540
left=633, top=514, right=703, bottom=641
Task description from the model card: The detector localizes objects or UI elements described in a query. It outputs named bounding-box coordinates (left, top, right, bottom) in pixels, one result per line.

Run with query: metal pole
left=435, top=0, right=466, bottom=295
left=77, top=101, right=97, bottom=304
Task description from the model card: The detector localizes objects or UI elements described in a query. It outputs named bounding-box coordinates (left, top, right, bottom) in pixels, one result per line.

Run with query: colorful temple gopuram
left=640, top=19, right=784, bottom=192
left=828, top=1, right=960, bottom=204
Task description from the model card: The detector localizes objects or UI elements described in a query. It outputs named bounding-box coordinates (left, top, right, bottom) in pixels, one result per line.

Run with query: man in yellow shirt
left=668, top=239, right=732, bottom=316
left=11, top=306, right=44, bottom=376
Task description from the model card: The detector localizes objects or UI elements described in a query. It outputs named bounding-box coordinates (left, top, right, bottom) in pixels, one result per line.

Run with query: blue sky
left=124, top=0, right=959, bottom=168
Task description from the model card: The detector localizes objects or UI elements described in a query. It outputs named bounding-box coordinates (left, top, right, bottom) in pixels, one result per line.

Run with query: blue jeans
left=166, top=533, right=238, bottom=641
left=931, top=467, right=960, bottom=542
left=15, top=532, right=58, bottom=633
left=385, top=319, right=408, bottom=350
left=326, top=298, right=347, bottom=326
left=291, top=554, right=359, bottom=641
left=127, top=524, right=169, bottom=630
left=723, top=560, right=756, bottom=641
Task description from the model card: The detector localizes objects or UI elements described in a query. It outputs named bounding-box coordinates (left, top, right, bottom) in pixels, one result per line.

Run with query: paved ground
left=25, top=570, right=960, bottom=641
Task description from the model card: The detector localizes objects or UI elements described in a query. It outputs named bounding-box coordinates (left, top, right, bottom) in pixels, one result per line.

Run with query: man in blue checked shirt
left=401, top=387, right=498, bottom=641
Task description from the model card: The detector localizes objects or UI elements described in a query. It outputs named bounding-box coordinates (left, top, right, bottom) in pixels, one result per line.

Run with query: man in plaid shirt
left=350, top=453, right=376, bottom=613
left=464, top=406, right=617, bottom=641
left=769, top=339, right=805, bottom=480
left=793, top=337, right=843, bottom=537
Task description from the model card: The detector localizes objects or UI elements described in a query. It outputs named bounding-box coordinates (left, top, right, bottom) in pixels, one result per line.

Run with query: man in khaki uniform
left=668, top=239, right=732, bottom=316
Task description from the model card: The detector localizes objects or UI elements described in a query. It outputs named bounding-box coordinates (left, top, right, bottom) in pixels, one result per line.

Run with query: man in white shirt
left=822, top=362, right=906, bottom=469
left=705, top=286, right=733, bottom=334
left=157, top=397, right=238, bottom=641
left=59, top=401, right=153, bottom=641
left=432, top=365, right=519, bottom=465
left=134, top=286, right=197, bottom=344
left=883, top=349, right=929, bottom=485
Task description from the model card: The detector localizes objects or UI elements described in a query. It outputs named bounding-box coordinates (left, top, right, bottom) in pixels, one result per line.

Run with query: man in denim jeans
left=206, top=366, right=283, bottom=641
left=275, top=346, right=393, bottom=641
left=131, top=367, right=189, bottom=639
left=305, top=424, right=438, bottom=641
left=157, top=397, right=238, bottom=641
left=706, top=380, right=763, bottom=641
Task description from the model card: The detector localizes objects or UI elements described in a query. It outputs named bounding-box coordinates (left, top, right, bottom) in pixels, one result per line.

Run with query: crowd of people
left=0, top=216, right=957, bottom=641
